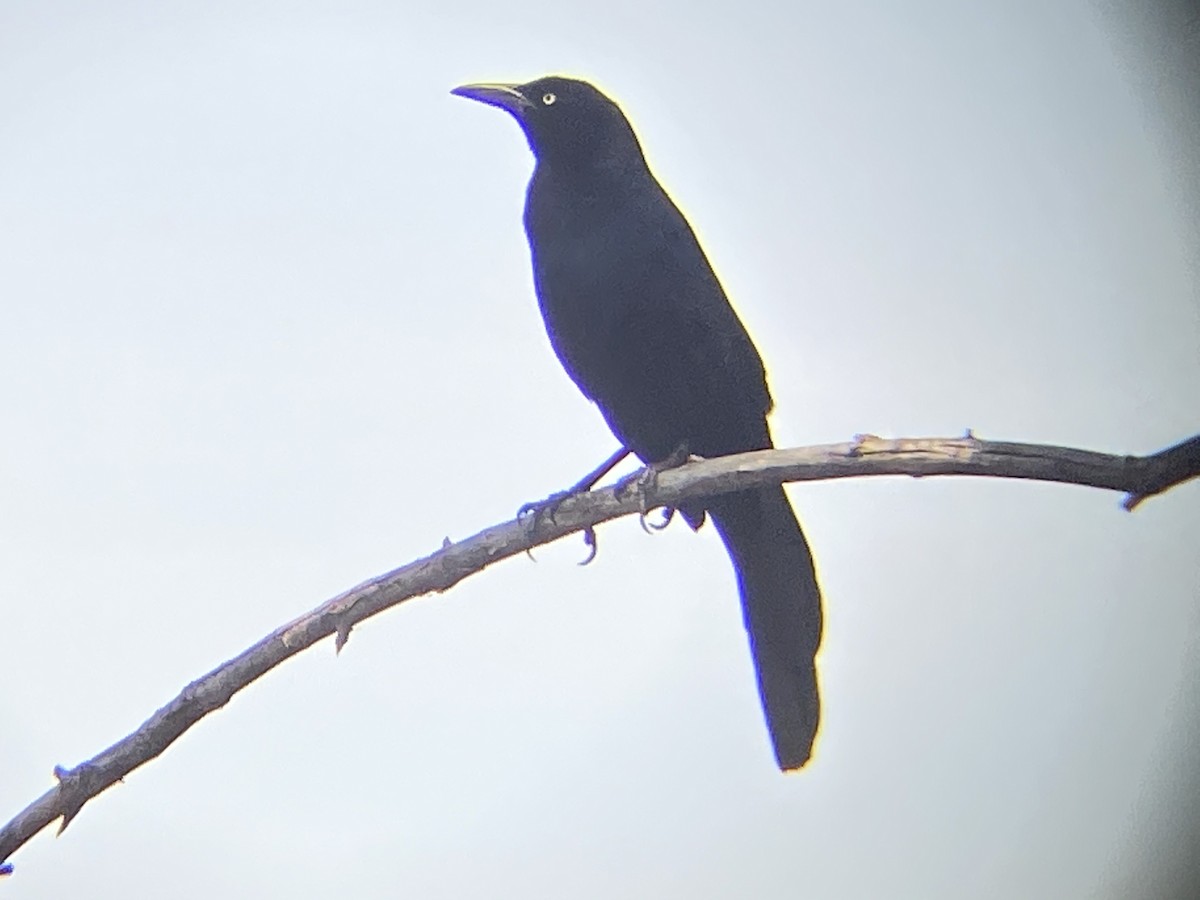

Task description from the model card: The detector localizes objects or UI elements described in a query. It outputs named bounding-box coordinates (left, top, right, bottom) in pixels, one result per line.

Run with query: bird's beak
left=451, top=82, right=533, bottom=116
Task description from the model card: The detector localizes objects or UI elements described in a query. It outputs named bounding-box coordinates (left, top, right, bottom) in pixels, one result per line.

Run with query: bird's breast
left=521, top=166, right=772, bottom=462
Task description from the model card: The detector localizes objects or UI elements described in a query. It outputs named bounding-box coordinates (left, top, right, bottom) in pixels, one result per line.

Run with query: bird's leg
left=518, top=446, right=630, bottom=528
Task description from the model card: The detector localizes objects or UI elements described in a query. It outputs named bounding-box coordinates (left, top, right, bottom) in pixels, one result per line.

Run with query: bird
left=452, top=76, right=823, bottom=770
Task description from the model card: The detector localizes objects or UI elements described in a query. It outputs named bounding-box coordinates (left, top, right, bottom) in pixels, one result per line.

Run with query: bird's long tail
left=708, top=487, right=823, bottom=770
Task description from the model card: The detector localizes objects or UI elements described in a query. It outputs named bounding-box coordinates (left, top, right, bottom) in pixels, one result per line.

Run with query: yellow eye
left=542, top=92, right=556, bottom=105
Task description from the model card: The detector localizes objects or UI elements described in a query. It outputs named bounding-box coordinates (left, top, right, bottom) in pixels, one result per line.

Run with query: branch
left=2, top=432, right=1197, bottom=870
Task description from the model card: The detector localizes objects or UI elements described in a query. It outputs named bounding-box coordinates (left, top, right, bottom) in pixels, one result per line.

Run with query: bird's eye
left=542, top=92, right=556, bottom=106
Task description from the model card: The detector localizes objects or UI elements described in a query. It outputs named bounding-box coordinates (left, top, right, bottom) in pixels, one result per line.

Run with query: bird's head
left=451, top=76, right=644, bottom=171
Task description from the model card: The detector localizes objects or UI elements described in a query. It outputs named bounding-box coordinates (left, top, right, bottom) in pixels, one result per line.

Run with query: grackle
left=452, top=76, right=823, bottom=770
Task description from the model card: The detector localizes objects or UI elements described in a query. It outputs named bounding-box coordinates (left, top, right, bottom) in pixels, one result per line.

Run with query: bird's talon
left=638, top=505, right=674, bottom=534
left=578, top=526, right=598, bottom=565
left=650, top=507, right=675, bottom=531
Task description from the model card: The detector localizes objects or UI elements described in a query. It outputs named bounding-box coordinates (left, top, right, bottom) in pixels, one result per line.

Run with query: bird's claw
left=579, top=526, right=598, bottom=565
left=639, top=506, right=676, bottom=534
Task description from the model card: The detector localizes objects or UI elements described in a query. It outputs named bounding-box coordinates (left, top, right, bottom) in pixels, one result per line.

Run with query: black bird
left=452, top=76, right=823, bottom=770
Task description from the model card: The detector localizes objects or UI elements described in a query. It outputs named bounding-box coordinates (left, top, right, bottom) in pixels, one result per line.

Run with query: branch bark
left=2, top=432, right=1197, bottom=871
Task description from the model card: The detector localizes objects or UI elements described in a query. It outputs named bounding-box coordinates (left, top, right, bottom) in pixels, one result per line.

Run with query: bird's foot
left=517, top=489, right=601, bottom=566
left=616, top=444, right=697, bottom=529
left=518, top=447, right=631, bottom=535
left=517, top=489, right=573, bottom=531
left=517, top=489, right=572, bottom=561
left=615, top=457, right=669, bottom=515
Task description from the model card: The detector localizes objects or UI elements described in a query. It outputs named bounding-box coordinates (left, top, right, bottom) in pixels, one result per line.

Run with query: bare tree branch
left=2, top=431, right=1197, bottom=872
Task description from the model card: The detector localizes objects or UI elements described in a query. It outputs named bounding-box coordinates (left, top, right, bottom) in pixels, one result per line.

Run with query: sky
left=1, top=1, right=1197, bottom=898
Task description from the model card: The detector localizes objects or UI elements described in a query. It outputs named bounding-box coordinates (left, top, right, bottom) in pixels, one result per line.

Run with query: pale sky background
left=1, top=2, right=1198, bottom=898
